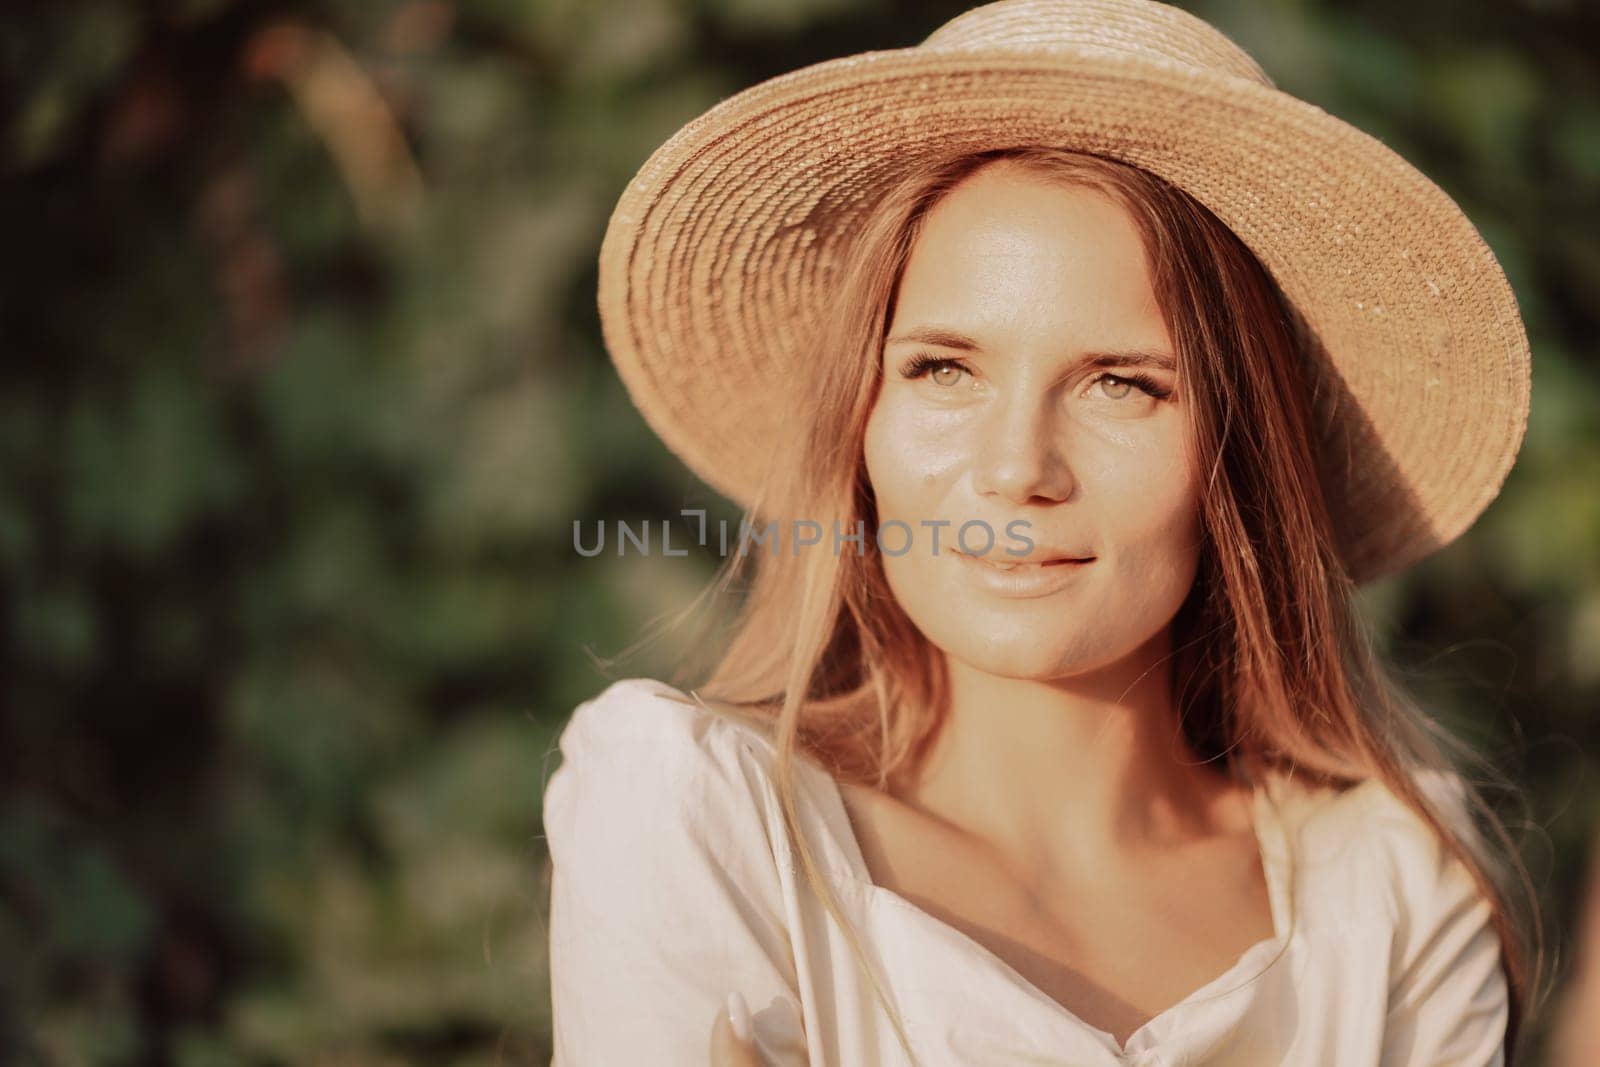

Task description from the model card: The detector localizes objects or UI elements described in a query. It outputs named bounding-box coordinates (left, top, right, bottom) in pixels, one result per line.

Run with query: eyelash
left=897, top=353, right=1173, bottom=400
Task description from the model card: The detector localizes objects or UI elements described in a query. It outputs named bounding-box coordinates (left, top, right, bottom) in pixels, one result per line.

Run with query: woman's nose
left=970, top=394, right=1075, bottom=505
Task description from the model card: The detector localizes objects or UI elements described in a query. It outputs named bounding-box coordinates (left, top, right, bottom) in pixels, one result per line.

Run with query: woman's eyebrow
left=883, top=325, right=1176, bottom=372
left=884, top=326, right=985, bottom=351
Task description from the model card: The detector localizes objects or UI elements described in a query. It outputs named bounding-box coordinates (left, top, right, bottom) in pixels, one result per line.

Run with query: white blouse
left=542, top=677, right=1509, bottom=1066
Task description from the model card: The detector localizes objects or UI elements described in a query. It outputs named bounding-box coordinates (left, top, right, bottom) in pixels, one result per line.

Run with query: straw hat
left=595, top=0, right=1531, bottom=585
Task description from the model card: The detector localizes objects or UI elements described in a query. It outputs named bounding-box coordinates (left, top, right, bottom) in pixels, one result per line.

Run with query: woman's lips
left=951, top=550, right=1096, bottom=598
left=954, top=550, right=1092, bottom=570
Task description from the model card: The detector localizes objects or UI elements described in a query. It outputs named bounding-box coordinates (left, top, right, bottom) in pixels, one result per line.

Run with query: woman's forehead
left=891, top=178, right=1170, bottom=359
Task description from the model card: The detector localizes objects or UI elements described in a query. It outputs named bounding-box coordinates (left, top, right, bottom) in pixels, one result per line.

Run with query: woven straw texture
left=596, top=0, right=1532, bottom=585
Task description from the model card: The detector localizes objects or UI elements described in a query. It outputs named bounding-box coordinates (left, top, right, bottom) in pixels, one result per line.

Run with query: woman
left=543, top=1, right=1544, bottom=1064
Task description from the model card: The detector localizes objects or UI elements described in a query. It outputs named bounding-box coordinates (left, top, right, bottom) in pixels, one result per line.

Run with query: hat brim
left=597, top=46, right=1531, bottom=585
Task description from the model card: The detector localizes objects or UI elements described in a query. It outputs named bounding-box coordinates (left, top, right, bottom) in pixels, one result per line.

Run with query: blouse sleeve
left=541, top=679, right=809, bottom=1065
left=1376, top=770, right=1510, bottom=1067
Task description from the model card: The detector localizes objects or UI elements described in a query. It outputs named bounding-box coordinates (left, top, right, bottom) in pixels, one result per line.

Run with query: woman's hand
left=709, top=991, right=763, bottom=1066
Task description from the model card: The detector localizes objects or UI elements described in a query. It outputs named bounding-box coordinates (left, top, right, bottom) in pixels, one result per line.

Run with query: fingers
left=709, top=991, right=763, bottom=1067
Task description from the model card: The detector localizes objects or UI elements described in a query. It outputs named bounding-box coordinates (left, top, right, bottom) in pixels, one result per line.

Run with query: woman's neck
left=900, top=635, right=1246, bottom=888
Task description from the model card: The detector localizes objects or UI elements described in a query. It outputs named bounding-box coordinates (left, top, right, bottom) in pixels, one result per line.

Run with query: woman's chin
left=939, top=638, right=1098, bottom=682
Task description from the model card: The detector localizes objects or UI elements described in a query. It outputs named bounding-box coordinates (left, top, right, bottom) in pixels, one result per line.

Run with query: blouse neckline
left=809, top=763, right=1299, bottom=1062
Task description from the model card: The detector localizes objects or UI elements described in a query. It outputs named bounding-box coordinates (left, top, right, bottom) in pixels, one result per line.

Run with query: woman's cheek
left=866, top=395, right=968, bottom=510
left=1104, top=479, right=1204, bottom=589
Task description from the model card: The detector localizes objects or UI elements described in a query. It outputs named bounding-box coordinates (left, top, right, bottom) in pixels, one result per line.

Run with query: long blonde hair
left=611, top=146, right=1547, bottom=1063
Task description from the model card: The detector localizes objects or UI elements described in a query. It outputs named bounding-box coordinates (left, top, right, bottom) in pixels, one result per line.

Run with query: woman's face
left=863, top=164, right=1203, bottom=680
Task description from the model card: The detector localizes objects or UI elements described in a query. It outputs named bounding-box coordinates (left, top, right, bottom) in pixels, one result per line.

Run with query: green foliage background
left=1, top=0, right=1596, bottom=1063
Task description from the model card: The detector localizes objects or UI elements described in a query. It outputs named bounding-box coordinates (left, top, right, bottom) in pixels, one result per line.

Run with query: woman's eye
left=895, top=359, right=1171, bottom=403
left=899, top=355, right=971, bottom=387
left=1097, top=375, right=1136, bottom=400
left=1090, top=371, right=1171, bottom=403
